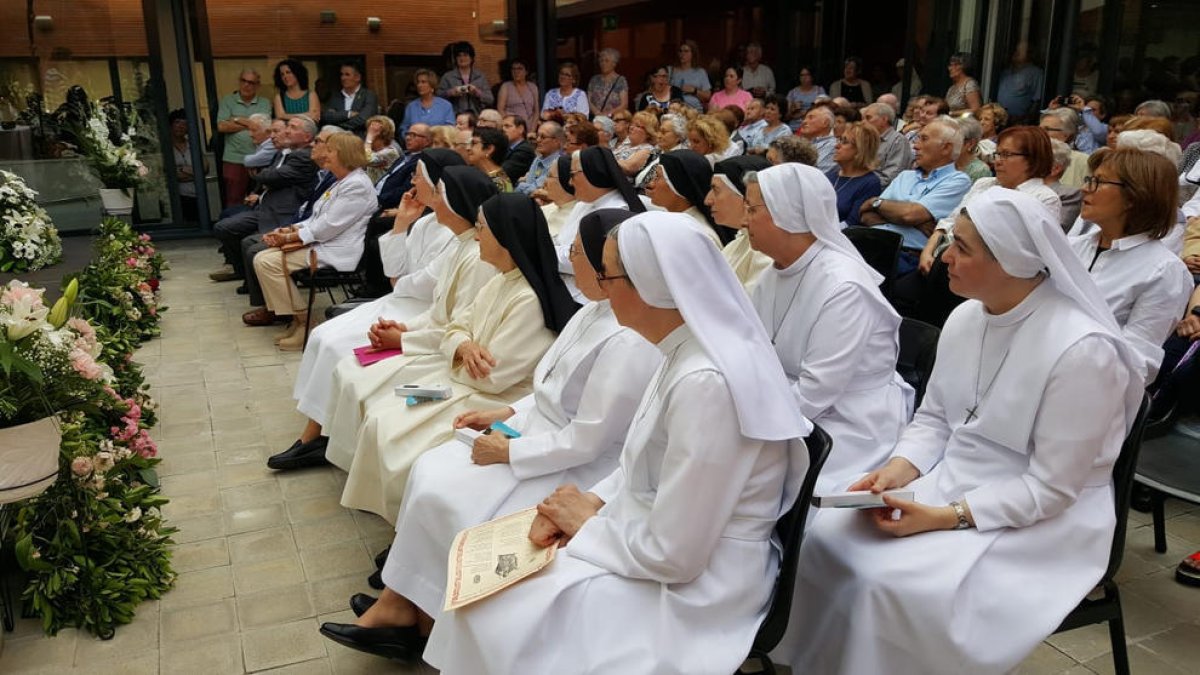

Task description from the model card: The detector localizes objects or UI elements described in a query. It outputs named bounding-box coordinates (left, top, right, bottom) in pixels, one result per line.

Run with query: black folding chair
left=1134, top=424, right=1200, bottom=555
left=1053, top=395, right=1150, bottom=675
left=844, top=227, right=902, bottom=296
left=896, top=318, right=940, bottom=408
left=739, top=424, right=833, bottom=675
left=290, top=258, right=368, bottom=349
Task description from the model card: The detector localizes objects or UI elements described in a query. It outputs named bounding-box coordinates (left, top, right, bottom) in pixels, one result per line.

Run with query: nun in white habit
left=746, top=162, right=913, bottom=494
left=422, top=211, right=812, bottom=675
left=317, top=210, right=662, bottom=660
left=537, top=155, right=578, bottom=238
left=776, top=189, right=1144, bottom=675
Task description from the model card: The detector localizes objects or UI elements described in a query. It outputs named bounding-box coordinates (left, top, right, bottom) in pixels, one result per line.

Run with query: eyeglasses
left=239, top=78, right=261, bottom=85
left=993, top=150, right=1027, bottom=160
left=595, top=271, right=630, bottom=283
left=745, top=201, right=769, bottom=215
left=835, top=136, right=854, bottom=146
left=1082, top=175, right=1126, bottom=192
left=1039, top=125, right=1067, bottom=134
left=405, top=131, right=430, bottom=138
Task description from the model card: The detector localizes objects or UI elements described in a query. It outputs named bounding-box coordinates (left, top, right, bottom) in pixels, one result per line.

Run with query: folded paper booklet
left=811, top=489, right=915, bottom=509
left=353, top=345, right=403, bottom=366
left=444, top=508, right=557, bottom=611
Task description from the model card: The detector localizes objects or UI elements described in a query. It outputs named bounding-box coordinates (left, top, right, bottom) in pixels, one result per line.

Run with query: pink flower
left=126, top=257, right=138, bottom=267
left=67, top=317, right=96, bottom=342
left=138, top=234, right=151, bottom=242
left=1, top=281, right=45, bottom=309
left=71, top=456, right=93, bottom=477
left=69, top=349, right=104, bottom=380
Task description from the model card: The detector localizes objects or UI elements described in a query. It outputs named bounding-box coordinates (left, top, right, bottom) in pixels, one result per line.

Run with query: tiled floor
left=2, top=238, right=1200, bottom=674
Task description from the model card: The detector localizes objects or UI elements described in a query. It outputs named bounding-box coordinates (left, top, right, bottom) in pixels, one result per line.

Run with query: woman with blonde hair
left=614, top=110, right=657, bottom=176
left=429, top=125, right=458, bottom=149
left=826, top=121, right=881, bottom=226
left=687, top=114, right=734, bottom=165
left=251, top=132, right=378, bottom=350
left=364, top=115, right=402, bottom=183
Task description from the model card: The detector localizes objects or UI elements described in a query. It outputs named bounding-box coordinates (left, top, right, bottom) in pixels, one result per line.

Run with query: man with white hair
left=515, top=121, right=565, bottom=195
left=1039, top=109, right=1088, bottom=187
left=1045, top=139, right=1082, bottom=232
left=797, top=106, right=838, bottom=173
left=242, top=115, right=283, bottom=169
left=862, top=102, right=911, bottom=187
left=741, top=42, right=776, bottom=97
left=476, top=109, right=504, bottom=129
left=876, top=93, right=900, bottom=116
left=859, top=116, right=972, bottom=273
left=1136, top=99, right=1172, bottom=119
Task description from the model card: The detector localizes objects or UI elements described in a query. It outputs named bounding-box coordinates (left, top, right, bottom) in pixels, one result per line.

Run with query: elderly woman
left=325, top=194, right=578, bottom=521
left=422, top=211, right=811, bottom=674
left=496, top=59, right=539, bottom=130
left=706, top=155, right=773, bottom=286
left=648, top=149, right=727, bottom=247
left=745, top=162, right=912, bottom=494
left=945, top=52, right=981, bottom=114
left=363, top=115, right=402, bottom=183
left=533, top=155, right=577, bottom=238
left=710, top=66, right=751, bottom=113
left=1071, top=147, right=1193, bottom=381
left=687, top=114, right=735, bottom=166
left=587, top=48, right=629, bottom=116
left=1040, top=109, right=1089, bottom=187
left=613, top=110, right=656, bottom=176
left=768, top=135, right=819, bottom=166
left=543, top=63, right=590, bottom=118
left=270, top=166, right=498, bottom=471
left=438, top=41, right=493, bottom=115
left=251, top=133, right=378, bottom=350
left=272, top=58, right=320, bottom=121
left=827, top=121, right=881, bottom=226
left=609, top=109, right=632, bottom=148
left=320, top=210, right=662, bottom=661
left=777, top=188, right=1142, bottom=675
left=748, top=94, right=792, bottom=155
left=429, top=125, right=457, bottom=149
left=633, top=113, right=688, bottom=189
left=635, top=65, right=683, bottom=112
left=977, top=102, right=1008, bottom=161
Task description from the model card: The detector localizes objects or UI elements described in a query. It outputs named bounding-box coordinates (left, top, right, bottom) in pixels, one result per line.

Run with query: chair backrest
left=844, top=227, right=903, bottom=289
left=897, top=318, right=940, bottom=408
left=1102, top=394, right=1150, bottom=583
left=750, top=424, right=833, bottom=653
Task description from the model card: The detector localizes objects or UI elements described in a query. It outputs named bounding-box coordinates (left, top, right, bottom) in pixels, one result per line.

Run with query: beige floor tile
left=1134, top=623, right=1200, bottom=672
left=1085, top=643, right=1189, bottom=674
left=160, top=565, right=235, bottom=609
left=287, top=494, right=350, bottom=524
left=160, top=469, right=219, bottom=496
left=1120, top=568, right=1200, bottom=623
left=351, top=511, right=395, bottom=541
left=259, top=658, right=334, bottom=675
left=1012, top=643, right=1080, bottom=675
left=157, top=450, right=217, bottom=477
left=218, top=445, right=272, bottom=466
left=160, top=632, right=244, bottom=673
left=301, top=539, right=374, bottom=582
left=172, top=537, right=231, bottom=573
left=74, top=650, right=160, bottom=675
left=227, top=525, right=298, bottom=565
left=0, top=629, right=79, bottom=672
left=221, top=480, right=283, bottom=511
left=307, top=574, right=375, bottom=615
left=218, top=460, right=277, bottom=488
left=224, top=503, right=288, bottom=536
left=160, top=487, right=222, bottom=521
left=233, top=555, right=308, bottom=595
left=328, top=645, right=431, bottom=674
left=161, top=598, right=239, bottom=643
left=241, top=618, right=328, bottom=672
left=278, top=470, right=344, bottom=501
left=292, top=513, right=361, bottom=551
left=73, top=601, right=159, bottom=665
left=237, top=583, right=318, bottom=629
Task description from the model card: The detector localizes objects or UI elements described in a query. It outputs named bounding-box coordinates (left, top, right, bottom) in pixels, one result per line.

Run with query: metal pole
left=168, top=0, right=213, bottom=231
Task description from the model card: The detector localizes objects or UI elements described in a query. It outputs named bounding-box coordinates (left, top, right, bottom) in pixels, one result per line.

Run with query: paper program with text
left=443, top=508, right=557, bottom=611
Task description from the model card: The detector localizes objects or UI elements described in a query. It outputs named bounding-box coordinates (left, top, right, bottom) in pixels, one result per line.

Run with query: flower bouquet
left=75, top=217, right=167, bottom=357
left=74, top=106, right=148, bottom=191
left=0, top=170, right=62, bottom=273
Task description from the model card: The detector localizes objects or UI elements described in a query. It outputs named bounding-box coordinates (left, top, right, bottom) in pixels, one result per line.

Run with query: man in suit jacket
left=375, top=123, right=433, bottom=210
left=213, top=117, right=318, bottom=284
left=500, top=114, right=535, bottom=185
left=322, top=61, right=379, bottom=135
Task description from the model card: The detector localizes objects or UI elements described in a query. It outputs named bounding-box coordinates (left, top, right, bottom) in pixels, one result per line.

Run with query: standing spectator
left=827, top=121, right=882, bottom=226
left=272, top=59, right=320, bottom=122
left=796, top=105, right=838, bottom=172
left=438, top=42, right=493, bottom=115
left=740, top=42, right=776, bottom=98
left=500, top=115, right=535, bottom=184
left=786, top=66, right=826, bottom=124
left=497, top=60, right=540, bottom=130
left=829, top=57, right=872, bottom=106
left=995, top=43, right=1043, bottom=122
left=169, top=109, right=207, bottom=223
left=399, top=69, right=454, bottom=136
left=890, top=58, right=922, bottom=101
left=587, top=48, right=629, bottom=117
left=515, top=121, right=565, bottom=195
left=945, top=53, right=982, bottom=114
left=861, top=102, right=911, bottom=188
left=954, top=116, right=992, bottom=182
left=321, top=61, right=379, bottom=135
left=216, top=68, right=272, bottom=206
left=710, top=67, right=752, bottom=113
left=363, top=115, right=401, bottom=184
left=670, top=40, right=712, bottom=111
left=542, top=63, right=590, bottom=118
left=635, top=65, right=683, bottom=112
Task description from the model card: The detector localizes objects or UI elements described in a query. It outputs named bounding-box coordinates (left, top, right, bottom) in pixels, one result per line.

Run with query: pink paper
left=354, top=344, right=403, bottom=366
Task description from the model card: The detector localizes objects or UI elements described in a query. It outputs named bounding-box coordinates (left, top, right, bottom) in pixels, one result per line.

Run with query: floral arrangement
left=0, top=169, right=62, bottom=273
left=74, top=105, right=148, bottom=190
left=74, top=217, right=167, bottom=357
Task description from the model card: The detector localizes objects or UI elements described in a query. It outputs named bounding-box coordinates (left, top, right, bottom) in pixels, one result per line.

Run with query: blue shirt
left=516, top=151, right=562, bottom=195
left=875, top=163, right=972, bottom=249
left=811, top=134, right=838, bottom=174
left=400, top=96, right=455, bottom=136
left=996, top=64, right=1044, bottom=118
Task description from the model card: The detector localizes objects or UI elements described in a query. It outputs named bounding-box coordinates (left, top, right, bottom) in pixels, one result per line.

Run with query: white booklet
left=811, top=489, right=915, bottom=509
left=443, top=508, right=557, bottom=611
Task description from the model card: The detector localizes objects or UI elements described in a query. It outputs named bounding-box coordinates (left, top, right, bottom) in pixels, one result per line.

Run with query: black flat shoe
left=374, top=546, right=391, bottom=569
left=266, top=436, right=329, bottom=471
left=235, top=285, right=249, bottom=295
left=318, top=622, right=426, bottom=661
left=350, top=593, right=377, bottom=617
left=367, top=568, right=384, bottom=590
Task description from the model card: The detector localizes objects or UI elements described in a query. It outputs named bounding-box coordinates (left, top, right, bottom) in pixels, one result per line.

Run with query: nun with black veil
left=327, top=192, right=581, bottom=522
left=319, top=209, right=662, bottom=662
left=647, top=148, right=733, bottom=247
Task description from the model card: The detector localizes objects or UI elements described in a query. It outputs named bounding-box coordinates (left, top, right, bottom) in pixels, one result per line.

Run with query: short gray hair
left=955, top=115, right=982, bottom=143
left=1042, top=108, right=1080, bottom=138
left=769, top=136, right=818, bottom=166
left=1117, top=129, right=1182, bottom=164
left=290, top=116, right=318, bottom=138
left=1135, top=99, right=1171, bottom=119
left=320, top=125, right=349, bottom=136
left=598, top=48, right=620, bottom=65
left=592, top=115, right=615, bottom=136
left=862, top=102, right=895, bottom=124
left=660, top=113, right=688, bottom=140
left=925, top=116, right=964, bottom=156
left=247, top=113, right=272, bottom=130
left=539, top=121, right=566, bottom=141
left=1049, top=139, right=1072, bottom=168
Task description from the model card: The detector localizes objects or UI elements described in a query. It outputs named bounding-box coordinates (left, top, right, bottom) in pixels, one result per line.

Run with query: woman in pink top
left=709, top=67, right=752, bottom=112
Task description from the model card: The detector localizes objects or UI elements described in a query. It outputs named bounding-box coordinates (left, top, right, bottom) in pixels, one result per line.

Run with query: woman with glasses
left=1070, top=147, right=1192, bottom=381
left=826, top=121, right=881, bottom=227
left=542, top=63, right=590, bottom=119
left=497, top=60, right=540, bottom=130
left=945, top=53, right=981, bottom=114
left=613, top=110, right=656, bottom=176
left=636, top=65, right=684, bottom=112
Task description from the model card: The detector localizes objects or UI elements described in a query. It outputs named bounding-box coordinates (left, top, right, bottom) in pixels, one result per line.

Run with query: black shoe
left=374, top=546, right=391, bottom=569
left=266, top=436, right=329, bottom=471
left=318, top=622, right=426, bottom=661
left=350, top=593, right=377, bottom=617
left=235, top=285, right=249, bottom=295
left=367, top=568, right=384, bottom=590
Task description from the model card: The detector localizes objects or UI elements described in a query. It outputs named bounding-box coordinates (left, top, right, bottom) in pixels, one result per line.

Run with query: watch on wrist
left=949, top=501, right=970, bottom=530
left=871, top=198, right=884, bottom=212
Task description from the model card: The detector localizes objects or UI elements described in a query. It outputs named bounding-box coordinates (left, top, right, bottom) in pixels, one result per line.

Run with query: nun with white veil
left=775, top=188, right=1144, bottom=675
left=421, top=211, right=812, bottom=675
left=745, top=162, right=913, bottom=494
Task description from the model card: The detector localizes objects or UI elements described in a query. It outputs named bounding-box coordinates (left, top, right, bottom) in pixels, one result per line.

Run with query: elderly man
left=797, top=106, right=838, bottom=173
left=862, top=102, right=912, bottom=187
left=1039, top=109, right=1088, bottom=187
left=322, top=61, right=379, bottom=135
left=476, top=109, right=503, bottom=129
left=876, top=93, right=900, bottom=116
left=858, top=116, right=971, bottom=274
left=216, top=68, right=273, bottom=206
left=452, top=128, right=473, bottom=162
left=592, top=115, right=615, bottom=147
left=399, top=69, right=454, bottom=136
left=741, top=42, right=776, bottom=98
left=376, top=123, right=432, bottom=211
left=242, top=115, right=283, bottom=170
left=500, top=115, right=535, bottom=184
left=516, top=121, right=565, bottom=195
left=1045, top=139, right=1082, bottom=232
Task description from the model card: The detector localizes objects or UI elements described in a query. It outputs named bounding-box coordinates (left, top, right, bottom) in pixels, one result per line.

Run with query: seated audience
left=429, top=125, right=457, bottom=149
left=375, top=123, right=431, bottom=210
left=861, top=102, right=911, bottom=187
left=635, top=65, right=683, bottom=112
left=363, top=115, right=402, bottom=184
left=786, top=66, right=825, bottom=123
left=955, top=116, right=993, bottom=183
left=424, top=211, right=811, bottom=674
left=831, top=105, right=860, bottom=139
left=168, top=108, right=208, bottom=223
left=710, top=66, right=751, bottom=113
left=635, top=113, right=688, bottom=188
left=736, top=98, right=767, bottom=149
left=976, top=101, right=1008, bottom=162
left=687, top=114, right=734, bottom=166
left=322, top=61, right=379, bottom=135
left=455, top=111, right=477, bottom=132
left=767, top=135, right=818, bottom=166
left=706, top=155, right=773, bottom=286
left=249, top=133, right=378, bottom=348
left=543, top=63, right=590, bottom=118
left=565, top=122, right=599, bottom=154
left=592, top=116, right=615, bottom=147
left=468, top=127, right=513, bottom=192
left=1046, top=139, right=1083, bottom=231
left=778, top=188, right=1143, bottom=675
left=497, top=60, right=540, bottom=130
left=746, top=163, right=912, bottom=492
left=476, top=109, right=503, bottom=129
left=1040, top=109, right=1089, bottom=187
left=648, top=149, right=726, bottom=246
left=400, top=69, right=455, bottom=136
left=239, top=115, right=279, bottom=171
left=515, top=121, right=565, bottom=195
left=741, top=42, right=776, bottom=97
left=746, top=95, right=792, bottom=155
left=613, top=111, right=657, bottom=177
left=829, top=56, right=872, bottom=105
left=827, top=121, right=882, bottom=227
left=272, top=59, right=321, bottom=122
left=609, top=109, right=632, bottom=149
left=500, top=115, right=535, bottom=185
left=438, top=42, right=493, bottom=115
left=587, top=49, right=629, bottom=116
left=796, top=105, right=837, bottom=171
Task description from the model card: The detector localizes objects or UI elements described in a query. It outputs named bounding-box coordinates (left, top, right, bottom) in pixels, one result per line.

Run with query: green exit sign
left=601, top=15, right=618, bottom=31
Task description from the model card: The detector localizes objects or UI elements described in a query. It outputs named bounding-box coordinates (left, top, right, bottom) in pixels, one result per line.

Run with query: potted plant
left=73, top=105, right=147, bottom=216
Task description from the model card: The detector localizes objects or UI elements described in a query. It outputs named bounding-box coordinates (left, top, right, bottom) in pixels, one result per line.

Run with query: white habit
left=540, top=199, right=577, bottom=239
left=381, top=300, right=661, bottom=619
left=722, top=229, right=772, bottom=288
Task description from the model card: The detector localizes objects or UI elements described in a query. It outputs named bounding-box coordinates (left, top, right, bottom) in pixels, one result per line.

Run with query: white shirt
left=342, top=86, right=360, bottom=112
left=936, top=177, right=1061, bottom=232
left=377, top=213, right=456, bottom=298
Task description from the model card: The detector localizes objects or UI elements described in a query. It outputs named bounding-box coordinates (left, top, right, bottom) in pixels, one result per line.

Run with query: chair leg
left=0, top=548, right=14, bottom=632
left=1152, top=491, right=1167, bottom=554
left=1105, top=584, right=1131, bottom=675
left=302, top=282, right=317, bottom=351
